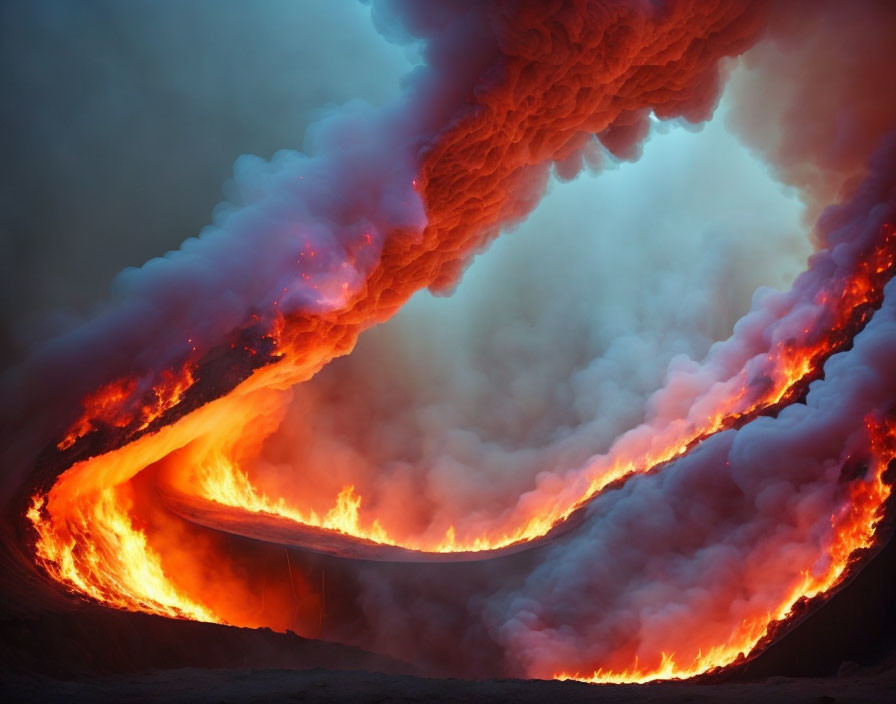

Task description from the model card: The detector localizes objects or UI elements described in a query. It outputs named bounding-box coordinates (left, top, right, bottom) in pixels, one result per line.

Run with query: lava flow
left=8, top=0, right=896, bottom=685
left=558, top=415, right=896, bottom=684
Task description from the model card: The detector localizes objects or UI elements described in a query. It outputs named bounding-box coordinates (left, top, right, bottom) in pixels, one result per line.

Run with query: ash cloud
left=245, top=0, right=896, bottom=678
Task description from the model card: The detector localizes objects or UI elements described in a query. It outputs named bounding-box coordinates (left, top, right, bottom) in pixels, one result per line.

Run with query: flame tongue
left=192, top=454, right=390, bottom=546
left=28, top=489, right=216, bottom=623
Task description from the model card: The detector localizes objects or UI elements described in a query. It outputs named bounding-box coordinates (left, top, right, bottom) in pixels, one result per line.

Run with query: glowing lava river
left=5, top=0, right=896, bottom=686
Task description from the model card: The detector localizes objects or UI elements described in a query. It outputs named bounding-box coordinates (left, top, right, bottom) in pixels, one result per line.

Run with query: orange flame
left=28, top=488, right=217, bottom=623
left=557, top=415, right=894, bottom=683
left=17, top=0, right=894, bottom=674
left=57, top=377, right=138, bottom=450
left=175, top=226, right=896, bottom=554
left=195, top=453, right=389, bottom=544
left=58, top=363, right=196, bottom=450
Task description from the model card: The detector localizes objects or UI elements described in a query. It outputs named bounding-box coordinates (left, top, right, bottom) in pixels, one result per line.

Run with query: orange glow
left=195, top=453, right=389, bottom=544
left=176, top=224, right=896, bottom=555
left=28, top=489, right=217, bottom=623
left=557, top=414, right=894, bottom=683
left=136, top=365, right=196, bottom=431
left=58, top=363, right=196, bottom=450
left=23, top=209, right=896, bottom=680
left=57, top=377, right=138, bottom=450
left=17, top=0, right=896, bottom=679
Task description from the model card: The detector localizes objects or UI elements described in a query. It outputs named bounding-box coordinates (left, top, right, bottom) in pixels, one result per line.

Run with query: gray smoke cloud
left=0, top=0, right=414, bottom=367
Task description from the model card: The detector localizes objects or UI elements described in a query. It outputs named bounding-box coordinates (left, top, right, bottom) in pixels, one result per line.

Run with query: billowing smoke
left=489, top=150, right=896, bottom=679
left=726, top=0, right=896, bottom=220
left=250, top=109, right=809, bottom=544
left=0, top=0, right=413, bottom=365
left=3, top=0, right=896, bottom=685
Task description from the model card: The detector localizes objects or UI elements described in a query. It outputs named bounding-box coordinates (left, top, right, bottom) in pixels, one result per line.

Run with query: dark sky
left=0, top=0, right=411, bottom=367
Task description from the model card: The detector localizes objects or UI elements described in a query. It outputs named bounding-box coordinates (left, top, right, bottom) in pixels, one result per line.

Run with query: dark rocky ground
left=4, top=662, right=896, bottom=704
left=2, top=548, right=894, bottom=703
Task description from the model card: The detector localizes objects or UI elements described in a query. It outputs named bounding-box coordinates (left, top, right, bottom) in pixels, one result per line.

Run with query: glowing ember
left=58, top=363, right=196, bottom=450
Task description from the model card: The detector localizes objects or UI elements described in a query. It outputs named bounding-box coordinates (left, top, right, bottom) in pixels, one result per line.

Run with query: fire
left=57, top=377, right=138, bottom=450
left=556, top=415, right=895, bottom=683
left=10, top=0, right=896, bottom=683
left=175, top=226, right=896, bottom=555
left=28, top=489, right=217, bottom=623
left=29, top=373, right=894, bottom=682
left=136, top=366, right=197, bottom=431
left=195, top=453, right=389, bottom=544
left=22, top=214, right=896, bottom=686
left=58, top=363, right=196, bottom=451
left=28, top=222, right=896, bottom=621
